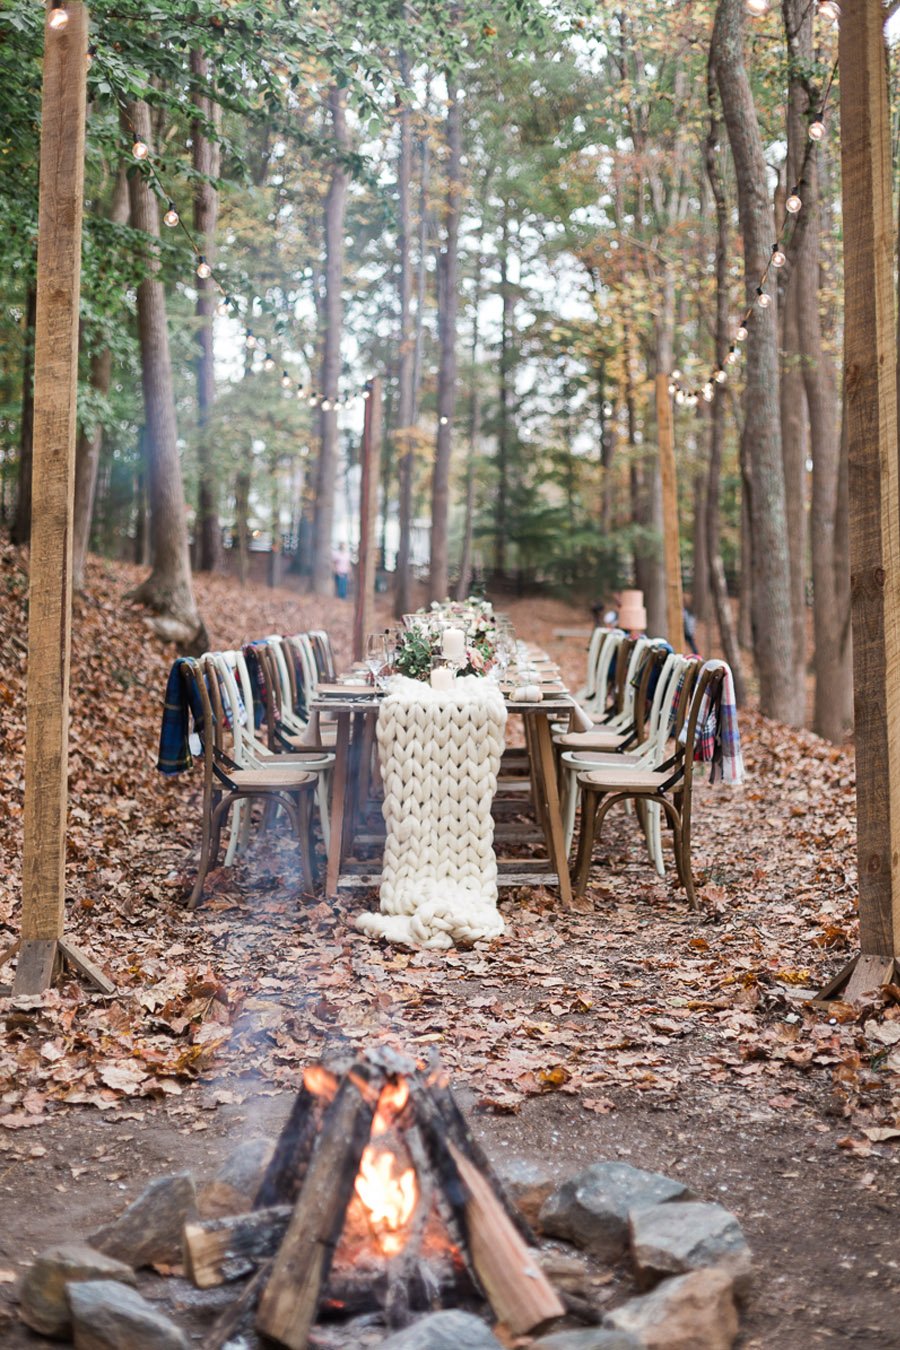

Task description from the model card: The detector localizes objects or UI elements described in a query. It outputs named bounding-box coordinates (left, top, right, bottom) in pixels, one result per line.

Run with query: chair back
left=668, top=660, right=726, bottom=806
left=293, top=633, right=321, bottom=703
left=308, top=630, right=336, bottom=681
left=210, top=651, right=258, bottom=767
left=180, top=655, right=234, bottom=797
left=590, top=628, right=623, bottom=715
left=632, top=643, right=669, bottom=743
left=578, top=626, right=607, bottom=703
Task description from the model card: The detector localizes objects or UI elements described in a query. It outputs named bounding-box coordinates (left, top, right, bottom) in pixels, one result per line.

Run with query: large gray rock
left=539, top=1163, right=688, bottom=1260
left=198, top=1137, right=274, bottom=1218
left=68, top=1280, right=188, bottom=1350
left=18, top=1242, right=136, bottom=1337
left=89, top=1172, right=196, bottom=1267
left=379, top=1309, right=503, bottom=1348
left=605, top=1268, right=738, bottom=1350
left=535, top=1330, right=642, bottom=1349
left=630, top=1202, right=753, bottom=1296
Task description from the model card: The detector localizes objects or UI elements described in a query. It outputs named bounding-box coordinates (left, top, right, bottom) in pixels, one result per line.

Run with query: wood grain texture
left=840, top=0, right=900, bottom=960
left=656, top=373, right=684, bottom=649
left=17, top=3, right=89, bottom=972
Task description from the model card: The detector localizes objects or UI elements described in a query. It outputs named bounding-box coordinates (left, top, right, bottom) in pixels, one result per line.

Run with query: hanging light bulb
left=736, top=325, right=749, bottom=342
left=362, top=387, right=371, bottom=400
left=216, top=296, right=231, bottom=317
left=771, top=247, right=786, bottom=268
left=309, top=393, right=319, bottom=407
left=818, top=0, right=840, bottom=22
left=48, top=5, right=69, bottom=31
left=672, top=368, right=682, bottom=382
left=244, top=331, right=257, bottom=350
left=264, top=354, right=276, bottom=371
left=727, top=347, right=739, bottom=364
left=702, top=383, right=715, bottom=402
left=321, top=398, right=332, bottom=412
left=808, top=120, right=825, bottom=142
left=281, top=371, right=292, bottom=389
left=196, top=256, right=212, bottom=280
left=756, top=286, right=771, bottom=309
left=439, top=415, right=449, bottom=425
left=668, top=382, right=676, bottom=396
left=163, top=203, right=179, bottom=228
left=675, top=389, right=686, bottom=405
left=745, top=0, right=770, bottom=15
left=715, top=368, right=727, bottom=384
left=785, top=192, right=802, bottom=214
left=132, top=140, right=150, bottom=161
left=686, top=392, right=698, bottom=408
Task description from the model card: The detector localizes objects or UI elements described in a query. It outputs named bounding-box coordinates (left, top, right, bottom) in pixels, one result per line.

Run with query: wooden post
left=352, top=377, right=382, bottom=662
left=826, top=0, right=900, bottom=998
left=656, top=373, right=684, bottom=648
left=14, top=4, right=111, bottom=997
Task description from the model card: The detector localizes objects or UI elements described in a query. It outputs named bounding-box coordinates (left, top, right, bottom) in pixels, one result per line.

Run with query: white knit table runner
left=356, top=676, right=508, bottom=949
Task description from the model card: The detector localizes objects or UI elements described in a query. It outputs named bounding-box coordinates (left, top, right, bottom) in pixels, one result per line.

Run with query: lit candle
left=430, top=666, right=454, bottom=691
left=442, top=627, right=466, bottom=663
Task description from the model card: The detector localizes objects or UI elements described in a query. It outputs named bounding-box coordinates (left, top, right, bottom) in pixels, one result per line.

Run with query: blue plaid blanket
left=156, top=658, right=204, bottom=775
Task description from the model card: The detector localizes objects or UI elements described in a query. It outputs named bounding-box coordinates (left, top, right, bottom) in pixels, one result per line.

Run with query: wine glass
left=365, top=633, right=387, bottom=688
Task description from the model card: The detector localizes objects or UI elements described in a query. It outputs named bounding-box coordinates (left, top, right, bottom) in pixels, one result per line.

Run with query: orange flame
left=354, top=1145, right=417, bottom=1254
left=371, top=1078, right=410, bottom=1137
left=303, top=1065, right=338, bottom=1102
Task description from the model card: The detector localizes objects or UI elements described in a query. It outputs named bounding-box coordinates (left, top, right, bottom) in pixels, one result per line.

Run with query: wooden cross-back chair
left=181, top=655, right=319, bottom=908
left=572, top=659, right=724, bottom=909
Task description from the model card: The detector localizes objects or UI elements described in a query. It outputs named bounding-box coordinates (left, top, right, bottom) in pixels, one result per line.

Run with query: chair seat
left=578, top=767, right=669, bottom=792
left=229, top=767, right=317, bottom=790
left=284, top=728, right=338, bottom=750
left=556, top=729, right=629, bottom=750
left=566, top=749, right=645, bottom=767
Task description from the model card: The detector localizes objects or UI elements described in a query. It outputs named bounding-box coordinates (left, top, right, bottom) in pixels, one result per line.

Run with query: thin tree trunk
left=704, top=69, right=748, bottom=701
left=456, top=226, right=488, bottom=600
left=394, top=49, right=415, bottom=618
left=691, top=470, right=710, bottom=622
left=192, top=49, right=222, bottom=573
left=429, top=73, right=462, bottom=602
left=312, top=87, right=349, bottom=597
left=73, top=164, right=130, bottom=590
left=713, top=0, right=796, bottom=722
left=124, top=100, right=205, bottom=650
left=10, top=283, right=36, bottom=546
left=495, top=207, right=513, bottom=581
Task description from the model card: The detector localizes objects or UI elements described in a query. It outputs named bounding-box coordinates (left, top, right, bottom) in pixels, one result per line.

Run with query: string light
left=736, top=325, right=749, bottom=342
left=818, top=0, right=840, bottom=23
left=321, top=398, right=332, bottom=412
left=771, top=247, right=786, bottom=268
left=439, top=415, right=449, bottom=425
left=756, top=288, right=771, bottom=309
left=702, top=383, right=714, bottom=402
left=281, top=371, right=292, bottom=388
left=216, top=298, right=230, bottom=317
left=715, top=368, right=727, bottom=384
left=745, top=0, right=770, bottom=15
left=132, top=140, right=149, bottom=161
left=244, top=331, right=257, bottom=349
left=309, top=394, right=319, bottom=407
left=727, top=347, right=738, bottom=364
left=263, top=354, right=276, bottom=371
left=808, top=120, right=825, bottom=141
left=196, top=256, right=212, bottom=280
left=48, top=5, right=69, bottom=31
left=163, top=203, right=179, bottom=228
left=785, top=192, right=802, bottom=214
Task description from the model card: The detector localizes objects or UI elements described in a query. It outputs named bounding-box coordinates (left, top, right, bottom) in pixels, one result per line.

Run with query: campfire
left=185, top=1049, right=566, bottom=1348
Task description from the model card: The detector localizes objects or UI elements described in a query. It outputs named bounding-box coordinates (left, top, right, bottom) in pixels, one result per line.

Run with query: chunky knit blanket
left=356, top=676, right=508, bottom=949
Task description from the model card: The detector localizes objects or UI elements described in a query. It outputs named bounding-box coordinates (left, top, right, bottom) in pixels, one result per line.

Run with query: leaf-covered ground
left=1, top=545, right=899, bottom=1346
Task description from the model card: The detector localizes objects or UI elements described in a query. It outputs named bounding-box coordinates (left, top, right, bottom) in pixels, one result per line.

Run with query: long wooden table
left=311, top=678, right=576, bottom=908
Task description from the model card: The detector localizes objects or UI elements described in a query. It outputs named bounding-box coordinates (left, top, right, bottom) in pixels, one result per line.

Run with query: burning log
left=183, top=1205, right=291, bottom=1288
left=253, top=1065, right=338, bottom=1209
left=255, top=1060, right=386, bottom=1350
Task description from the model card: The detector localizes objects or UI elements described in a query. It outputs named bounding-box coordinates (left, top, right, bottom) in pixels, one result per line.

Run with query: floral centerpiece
left=394, top=597, right=498, bottom=682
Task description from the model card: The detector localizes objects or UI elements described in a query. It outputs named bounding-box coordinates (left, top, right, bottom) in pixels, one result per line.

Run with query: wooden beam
left=656, top=373, right=684, bottom=649
left=352, top=377, right=382, bottom=662
left=14, top=3, right=89, bottom=995
left=840, top=0, right=900, bottom=964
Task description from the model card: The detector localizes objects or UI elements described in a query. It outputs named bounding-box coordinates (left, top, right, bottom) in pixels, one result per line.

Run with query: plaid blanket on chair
left=684, top=660, right=744, bottom=785
left=156, top=658, right=204, bottom=775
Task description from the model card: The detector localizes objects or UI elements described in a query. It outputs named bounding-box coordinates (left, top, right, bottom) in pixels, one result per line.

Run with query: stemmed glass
left=365, top=633, right=387, bottom=689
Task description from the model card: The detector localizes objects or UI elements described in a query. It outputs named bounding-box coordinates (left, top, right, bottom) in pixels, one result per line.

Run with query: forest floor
left=0, top=544, right=898, bottom=1348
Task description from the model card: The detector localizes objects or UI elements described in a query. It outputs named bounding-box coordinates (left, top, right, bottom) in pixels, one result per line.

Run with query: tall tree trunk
left=394, top=49, right=415, bottom=618
left=10, top=283, right=36, bottom=546
left=429, top=75, right=462, bottom=602
left=782, top=0, right=849, bottom=739
left=713, top=0, right=796, bottom=722
left=704, top=63, right=748, bottom=701
left=412, top=130, right=431, bottom=422
left=456, top=225, right=488, bottom=600
left=495, top=206, right=513, bottom=581
left=192, top=49, right=222, bottom=573
left=647, top=271, right=675, bottom=638
left=124, top=100, right=205, bottom=650
left=312, top=87, right=349, bottom=597
left=691, top=470, right=710, bottom=622
left=73, top=165, right=130, bottom=590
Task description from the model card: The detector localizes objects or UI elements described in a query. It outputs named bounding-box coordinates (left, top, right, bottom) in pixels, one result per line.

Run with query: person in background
left=683, top=605, right=699, bottom=655
left=333, top=542, right=351, bottom=600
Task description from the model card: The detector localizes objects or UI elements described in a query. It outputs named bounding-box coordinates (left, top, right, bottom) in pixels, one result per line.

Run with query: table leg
left=532, top=710, right=574, bottom=908
left=326, top=711, right=351, bottom=896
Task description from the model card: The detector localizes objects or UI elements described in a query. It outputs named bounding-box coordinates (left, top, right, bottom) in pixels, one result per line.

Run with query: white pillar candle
left=442, top=627, right=466, bottom=663
left=430, top=666, right=454, bottom=691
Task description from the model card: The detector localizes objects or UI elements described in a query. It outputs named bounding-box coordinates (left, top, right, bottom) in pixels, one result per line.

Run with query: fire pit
left=187, top=1049, right=564, bottom=1348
